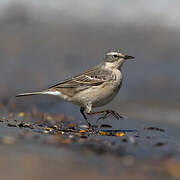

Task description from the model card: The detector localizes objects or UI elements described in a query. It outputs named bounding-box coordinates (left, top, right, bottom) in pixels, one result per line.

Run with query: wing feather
left=49, top=66, right=113, bottom=89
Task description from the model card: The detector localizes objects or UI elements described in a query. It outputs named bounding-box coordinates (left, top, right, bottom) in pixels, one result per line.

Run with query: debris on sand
left=18, top=122, right=34, bottom=129
left=144, top=126, right=165, bottom=132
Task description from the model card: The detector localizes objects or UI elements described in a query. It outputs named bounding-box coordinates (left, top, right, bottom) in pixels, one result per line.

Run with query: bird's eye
left=113, top=54, right=118, bottom=58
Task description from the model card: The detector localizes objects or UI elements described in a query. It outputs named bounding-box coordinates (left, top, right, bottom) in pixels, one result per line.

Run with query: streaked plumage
left=16, top=51, right=134, bottom=127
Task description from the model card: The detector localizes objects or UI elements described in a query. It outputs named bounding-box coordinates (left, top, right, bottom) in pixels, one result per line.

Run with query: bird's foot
left=97, top=110, right=124, bottom=122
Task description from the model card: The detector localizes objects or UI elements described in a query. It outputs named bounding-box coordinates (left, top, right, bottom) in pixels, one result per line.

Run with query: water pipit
left=16, top=51, right=134, bottom=127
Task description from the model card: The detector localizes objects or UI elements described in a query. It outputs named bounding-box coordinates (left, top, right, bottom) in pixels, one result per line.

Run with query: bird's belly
left=91, top=82, right=121, bottom=107
left=72, top=81, right=121, bottom=107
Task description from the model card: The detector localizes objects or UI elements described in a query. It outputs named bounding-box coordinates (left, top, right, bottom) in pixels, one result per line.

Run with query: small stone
left=154, top=142, right=165, bottom=147
left=53, top=125, right=58, bottom=129
left=78, top=124, right=89, bottom=129
left=43, top=130, right=49, bottom=134
left=44, top=127, right=53, bottom=132
left=18, top=122, right=34, bottom=129
left=7, top=123, right=17, bottom=127
left=100, top=124, right=112, bottom=128
left=144, top=126, right=165, bottom=132
left=115, top=132, right=125, bottom=137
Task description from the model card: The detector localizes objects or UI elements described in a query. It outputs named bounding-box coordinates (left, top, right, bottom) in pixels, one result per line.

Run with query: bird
left=16, top=51, right=134, bottom=128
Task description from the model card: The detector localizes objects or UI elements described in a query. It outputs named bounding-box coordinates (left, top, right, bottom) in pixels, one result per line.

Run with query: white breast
left=90, top=69, right=122, bottom=107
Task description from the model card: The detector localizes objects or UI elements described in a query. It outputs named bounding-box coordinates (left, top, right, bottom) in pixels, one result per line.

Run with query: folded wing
left=49, top=67, right=114, bottom=89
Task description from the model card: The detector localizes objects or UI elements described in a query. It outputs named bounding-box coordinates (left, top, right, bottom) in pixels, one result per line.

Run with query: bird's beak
left=124, top=55, right=135, bottom=60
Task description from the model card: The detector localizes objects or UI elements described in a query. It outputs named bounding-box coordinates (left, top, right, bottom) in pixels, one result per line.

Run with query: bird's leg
left=87, top=109, right=124, bottom=121
left=80, top=107, right=92, bottom=127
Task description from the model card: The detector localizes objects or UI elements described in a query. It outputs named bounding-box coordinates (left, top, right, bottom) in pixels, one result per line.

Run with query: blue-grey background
left=0, top=0, right=180, bottom=125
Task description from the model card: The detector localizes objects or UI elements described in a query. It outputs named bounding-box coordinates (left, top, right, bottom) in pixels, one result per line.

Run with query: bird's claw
left=96, top=110, right=124, bottom=122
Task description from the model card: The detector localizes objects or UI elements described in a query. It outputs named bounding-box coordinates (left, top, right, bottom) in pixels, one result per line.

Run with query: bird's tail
left=16, top=91, right=44, bottom=97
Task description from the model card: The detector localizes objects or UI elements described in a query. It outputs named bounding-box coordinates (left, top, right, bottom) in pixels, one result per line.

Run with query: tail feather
left=16, top=92, right=43, bottom=97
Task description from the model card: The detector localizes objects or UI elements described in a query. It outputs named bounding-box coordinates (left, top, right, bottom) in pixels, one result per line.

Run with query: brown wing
left=49, top=66, right=113, bottom=89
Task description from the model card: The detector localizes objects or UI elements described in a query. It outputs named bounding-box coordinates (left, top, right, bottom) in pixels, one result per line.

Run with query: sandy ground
left=0, top=103, right=180, bottom=180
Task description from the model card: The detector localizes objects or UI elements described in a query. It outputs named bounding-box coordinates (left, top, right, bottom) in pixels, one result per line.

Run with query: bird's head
left=103, top=51, right=134, bottom=69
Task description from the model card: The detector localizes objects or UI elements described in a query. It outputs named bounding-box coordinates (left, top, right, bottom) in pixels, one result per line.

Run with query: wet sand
left=0, top=102, right=180, bottom=180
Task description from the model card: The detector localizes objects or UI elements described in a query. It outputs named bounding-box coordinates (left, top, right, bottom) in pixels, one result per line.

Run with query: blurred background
left=0, top=0, right=180, bottom=125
